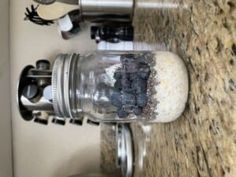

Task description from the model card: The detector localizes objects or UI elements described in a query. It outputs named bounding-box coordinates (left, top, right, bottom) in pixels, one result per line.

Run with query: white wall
left=0, top=0, right=13, bottom=177
left=10, top=1, right=100, bottom=177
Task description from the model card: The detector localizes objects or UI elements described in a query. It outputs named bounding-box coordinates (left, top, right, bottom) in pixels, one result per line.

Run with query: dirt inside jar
left=110, top=53, right=158, bottom=120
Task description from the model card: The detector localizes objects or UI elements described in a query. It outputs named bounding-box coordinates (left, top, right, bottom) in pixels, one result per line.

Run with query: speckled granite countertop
left=101, top=0, right=236, bottom=177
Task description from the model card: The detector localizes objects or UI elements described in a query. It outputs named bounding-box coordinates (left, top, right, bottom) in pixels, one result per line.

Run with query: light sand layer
left=152, top=51, right=189, bottom=122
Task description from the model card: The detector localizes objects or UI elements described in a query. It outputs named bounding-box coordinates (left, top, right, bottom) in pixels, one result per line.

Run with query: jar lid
left=116, top=124, right=133, bottom=177
left=52, top=53, right=83, bottom=120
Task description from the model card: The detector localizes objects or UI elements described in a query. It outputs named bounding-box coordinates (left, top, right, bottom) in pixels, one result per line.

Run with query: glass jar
left=51, top=51, right=188, bottom=123
left=18, top=51, right=188, bottom=123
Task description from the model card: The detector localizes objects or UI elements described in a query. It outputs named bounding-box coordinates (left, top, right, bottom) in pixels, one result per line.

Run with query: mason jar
left=18, top=51, right=188, bottom=123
